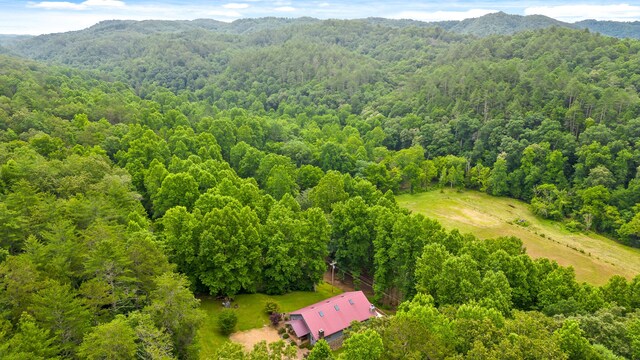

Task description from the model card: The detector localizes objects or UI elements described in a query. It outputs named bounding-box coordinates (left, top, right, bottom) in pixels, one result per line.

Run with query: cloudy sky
left=1, top=0, right=640, bottom=35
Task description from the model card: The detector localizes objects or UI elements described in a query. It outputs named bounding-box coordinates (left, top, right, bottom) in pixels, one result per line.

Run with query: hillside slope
left=397, top=190, right=640, bottom=285
left=575, top=19, right=640, bottom=39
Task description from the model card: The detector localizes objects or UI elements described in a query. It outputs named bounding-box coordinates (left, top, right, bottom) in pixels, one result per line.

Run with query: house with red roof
left=286, top=291, right=380, bottom=346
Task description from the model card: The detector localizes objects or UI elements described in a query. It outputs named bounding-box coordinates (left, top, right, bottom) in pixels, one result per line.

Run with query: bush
left=264, top=301, right=280, bottom=314
left=282, top=333, right=290, bottom=339
left=218, top=309, right=238, bottom=336
left=566, top=220, right=583, bottom=233
left=278, top=327, right=286, bottom=335
left=270, top=312, right=282, bottom=326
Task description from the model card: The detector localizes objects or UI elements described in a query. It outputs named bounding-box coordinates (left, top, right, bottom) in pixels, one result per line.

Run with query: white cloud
left=28, top=0, right=125, bottom=11
left=2, top=11, right=126, bottom=34
left=274, top=6, right=296, bottom=12
left=222, top=3, right=250, bottom=9
left=207, top=10, right=242, bottom=18
left=524, top=4, right=640, bottom=22
left=28, top=1, right=86, bottom=10
left=82, top=0, right=125, bottom=7
left=318, top=2, right=330, bottom=7
left=391, top=9, right=498, bottom=22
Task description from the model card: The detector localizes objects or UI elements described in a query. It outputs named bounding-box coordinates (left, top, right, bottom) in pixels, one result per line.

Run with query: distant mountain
left=81, top=19, right=227, bottom=34
left=362, top=17, right=453, bottom=29
left=6, top=17, right=325, bottom=62
left=445, top=11, right=572, bottom=36
left=220, top=17, right=321, bottom=34
left=361, top=13, right=564, bottom=35
left=48, top=17, right=319, bottom=36
left=0, top=35, right=28, bottom=56
left=574, top=19, right=640, bottom=39
left=443, top=12, right=640, bottom=39
left=2, top=13, right=640, bottom=94
left=3, top=17, right=403, bottom=92
left=371, top=12, right=640, bottom=39
left=0, top=34, right=33, bottom=47
left=2, top=13, right=640, bottom=47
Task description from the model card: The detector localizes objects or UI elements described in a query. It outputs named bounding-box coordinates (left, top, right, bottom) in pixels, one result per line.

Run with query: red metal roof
left=289, top=291, right=375, bottom=339
left=287, top=319, right=310, bottom=337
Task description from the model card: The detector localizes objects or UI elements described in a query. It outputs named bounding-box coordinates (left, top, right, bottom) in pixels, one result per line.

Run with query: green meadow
left=397, top=190, right=640, bottom=285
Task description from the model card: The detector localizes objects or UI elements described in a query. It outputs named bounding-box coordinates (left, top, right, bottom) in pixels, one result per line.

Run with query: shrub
left=270, top=312, right=282, bottom=326
left=264, top=301, right=280, bottom=314
left=218, top=309, right=238, bottom=336
left=278, top=327, right=286, bottom=335
left=566, top=220, right=583, bottom=233
left=282, top=333, right=290, bottom=339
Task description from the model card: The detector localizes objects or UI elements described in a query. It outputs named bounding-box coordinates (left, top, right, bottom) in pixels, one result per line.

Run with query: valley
left=2, top=8, right=640, bottom=359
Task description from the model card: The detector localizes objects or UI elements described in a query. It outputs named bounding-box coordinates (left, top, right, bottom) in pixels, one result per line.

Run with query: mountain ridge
left=574, top=19, right=640, bottom=39
left=3, top=13, right=638, bottom=95
left=2, top=12, right=640, bottom=39
left=444, top=11, right=574, bottom=36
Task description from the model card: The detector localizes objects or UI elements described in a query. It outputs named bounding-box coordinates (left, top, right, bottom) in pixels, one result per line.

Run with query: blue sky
left=1, top=1, right=640, bottom=35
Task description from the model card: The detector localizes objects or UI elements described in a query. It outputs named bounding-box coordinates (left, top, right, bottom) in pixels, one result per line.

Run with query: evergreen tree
left=78, top=315, right=137, bottom=360
left=489, top=153, right=509, bottom=196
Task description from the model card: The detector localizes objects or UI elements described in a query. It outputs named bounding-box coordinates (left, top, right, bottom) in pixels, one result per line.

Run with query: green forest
left=1, top=15, right=640, bottom=359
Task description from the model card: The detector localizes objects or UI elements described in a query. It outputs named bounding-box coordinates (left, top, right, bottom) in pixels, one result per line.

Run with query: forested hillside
left=9, top=19, right=638, bottom=245
left=575, top=19, right=640, bottom=39
left=2, top=17, right=640, bottom=359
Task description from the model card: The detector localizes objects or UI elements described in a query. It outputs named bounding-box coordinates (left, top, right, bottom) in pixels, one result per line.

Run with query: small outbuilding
left=286, top=291, right=381, bottom=346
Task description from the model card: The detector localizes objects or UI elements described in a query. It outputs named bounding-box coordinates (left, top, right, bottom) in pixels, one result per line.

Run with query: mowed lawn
left=397, top=189, right=640, bottom=285
left=198, top=282, right=343, bottom=358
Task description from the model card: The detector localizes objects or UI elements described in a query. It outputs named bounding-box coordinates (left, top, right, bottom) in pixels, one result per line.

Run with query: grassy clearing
left=198, top=281, right=343, bottom=358
left=397, top=189, right=640, bottom=285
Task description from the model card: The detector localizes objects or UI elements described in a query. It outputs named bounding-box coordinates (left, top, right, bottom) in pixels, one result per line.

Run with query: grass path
left=198, top=282, right=342, bottom=358
left=397, top=190, right=640, bottom=285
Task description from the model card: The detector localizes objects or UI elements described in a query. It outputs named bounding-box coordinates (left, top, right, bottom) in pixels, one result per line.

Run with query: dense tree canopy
left=2, top=16, right=640, bottom=359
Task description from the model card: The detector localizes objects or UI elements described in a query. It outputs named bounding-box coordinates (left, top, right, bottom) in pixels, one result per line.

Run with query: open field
left=397, top=190, right=640, bottom=285
left=198, top=281, right=343, bottom=358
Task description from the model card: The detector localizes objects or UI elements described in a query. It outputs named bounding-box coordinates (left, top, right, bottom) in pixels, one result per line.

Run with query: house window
left=319, top=311, right=324, bottom=317
left=334, top=305, right=340, bottom=311
left=348, top=299, right=354, bottom=305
